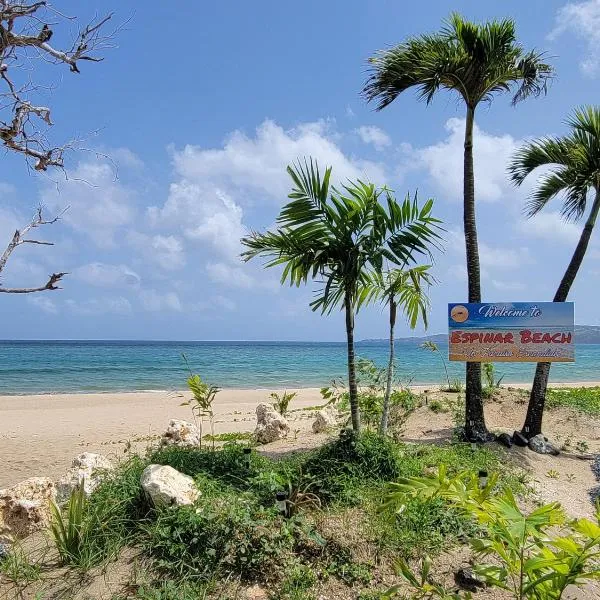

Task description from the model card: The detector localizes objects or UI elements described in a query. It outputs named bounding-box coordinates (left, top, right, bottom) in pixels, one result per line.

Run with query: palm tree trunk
left=380, top=299, right=396, bottom=435
left=462, top=105, right=488, bottom=442
left=523, top=188, right=600, bottom=438
left=345, top=287, right=361, bottom=432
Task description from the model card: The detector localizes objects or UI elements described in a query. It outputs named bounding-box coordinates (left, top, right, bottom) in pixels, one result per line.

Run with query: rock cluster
left=0, top=477, right=56, bottom=542
left=56, top=452, right=115, bottom=503
left=254, top=403, right=289, bottom=444
left=160, top=419, right=202, bottom=448
left=528, top=433, right=560, bottom=456
left=141, top=464, right=200, bottom=508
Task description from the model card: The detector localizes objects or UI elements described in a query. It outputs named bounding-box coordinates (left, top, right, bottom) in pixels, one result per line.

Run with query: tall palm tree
left=362, top=13, right=553, bottom=441
left=509, top=106, right=600, bottom=437
left=241, top=159, right=441, bottom=432
left=367, top=266, right=432, bottom=435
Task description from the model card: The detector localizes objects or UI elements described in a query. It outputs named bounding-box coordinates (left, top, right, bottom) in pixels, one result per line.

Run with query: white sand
left=1, top=382, right=599, bottom=489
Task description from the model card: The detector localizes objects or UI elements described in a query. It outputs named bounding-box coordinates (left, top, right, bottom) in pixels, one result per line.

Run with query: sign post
left=448, top=302, right=574, bottom=363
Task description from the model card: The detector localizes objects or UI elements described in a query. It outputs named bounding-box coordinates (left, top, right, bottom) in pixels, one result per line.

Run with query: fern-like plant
left=270, top=390, right=297, bottom=417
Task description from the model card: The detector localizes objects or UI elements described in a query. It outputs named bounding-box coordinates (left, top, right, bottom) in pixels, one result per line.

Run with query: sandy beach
left=2, top=382, right=599, bottom=489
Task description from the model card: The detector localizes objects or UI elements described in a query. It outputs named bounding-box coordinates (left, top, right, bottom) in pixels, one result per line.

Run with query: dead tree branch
left=0, top=206, right=66, bottom=293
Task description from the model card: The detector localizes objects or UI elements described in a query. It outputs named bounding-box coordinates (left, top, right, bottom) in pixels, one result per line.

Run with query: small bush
left=279, top=564, right=318, bottom=599
left=132, top=580, right=211, bottom=599
left=149, top=443, right=270, bottom=488
left=301, top=430, right=402, bottom=503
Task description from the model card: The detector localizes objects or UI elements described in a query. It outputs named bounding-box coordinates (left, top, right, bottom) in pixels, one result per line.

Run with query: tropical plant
left=270, top=390, right=297, bottom=416
left=382, top=466, right=600, bottom=600
left=242, top=159, right=441, bottom=431
left=366, top=266, right=432, bottom=434
left=509, top=106, right=600, bottom=438
left=50, top=480, right=87, bottom=564
left=363, top=13, right=553, bottom=442
left=420, top=341, right=452, bottom=390
left=180, top=354, right=219, bottom=447
left=481, top=362, right=504, bottom=398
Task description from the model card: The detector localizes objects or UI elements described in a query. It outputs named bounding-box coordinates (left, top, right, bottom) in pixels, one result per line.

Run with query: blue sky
left=1, top=0, right=599, bottom=341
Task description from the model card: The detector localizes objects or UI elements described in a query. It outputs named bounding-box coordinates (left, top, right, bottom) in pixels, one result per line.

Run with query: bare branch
left=0, top=206, right=67, bottom=294
left=0, top=271, right=66, bottom=293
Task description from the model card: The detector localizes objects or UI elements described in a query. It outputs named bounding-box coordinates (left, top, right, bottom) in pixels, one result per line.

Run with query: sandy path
left=0, top=388, right=324, bottom=487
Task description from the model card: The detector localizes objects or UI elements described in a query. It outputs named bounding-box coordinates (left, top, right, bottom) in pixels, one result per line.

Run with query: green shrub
left=142, top=491, right=323, bottom=582
left=301, top=430, right=402, bottom=503
left=0, top=544, right=41, bottom=584
left=279, top=564, right=318, bottom=599
left=149, top=443, right=270, bottom=488
left=546, top=386, right=600, bottom=415
left=131, top=580, right=211, bottom=599
left=50, top=480, right=87, bottom=565
left=270, top=390, right=298, bottom=416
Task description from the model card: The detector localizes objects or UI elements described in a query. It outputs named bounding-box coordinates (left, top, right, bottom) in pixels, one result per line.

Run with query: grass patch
left=0, top=544, right=42, bottom=585
left=546, top=386, right=600, bottom=415
left=202, top=431, right=254, bottom=443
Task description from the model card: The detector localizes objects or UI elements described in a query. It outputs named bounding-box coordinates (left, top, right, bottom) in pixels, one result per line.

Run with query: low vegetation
left=546, top=386, right=600, bottom=416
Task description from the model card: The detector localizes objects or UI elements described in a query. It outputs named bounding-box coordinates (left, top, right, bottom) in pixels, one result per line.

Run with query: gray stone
left=496, top=432, right=513, bottom=448
left=160, top=419, right=201, bottom=448
left=0, top=477, right=56, bottom=542
left=512, top=431, right=528, bottom=447
left=254, top=403, right=289, bottom=444
left=56, top=452, right=115, bottom=503
left=528, top=433, right=560, bottom=456
left=312, top=408, right=337, bottom=433
left=141, top=464, right=200, bottom=508
left=454, top=567, right=486, bottom=591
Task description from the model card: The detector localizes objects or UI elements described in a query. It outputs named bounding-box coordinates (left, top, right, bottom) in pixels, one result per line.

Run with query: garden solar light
left=478, top=470, right=488, bottom=488
left=276, top=491, right=288, bottom=516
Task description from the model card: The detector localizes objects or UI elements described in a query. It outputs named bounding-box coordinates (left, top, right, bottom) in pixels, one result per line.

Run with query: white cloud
left=491, top=279, right=526, bottom=292
left=139, top=289, right=182, bottom=312
left=127, top=232, right=186, bottom=271
left=41, top=158, right=136, bottom=248
left=73, top=263, right=141, bottom=288
left=171, top=119, right=387, bottom=202
left=66, top=296, right=132, bottom=315
left=205, top=262, right=255, bottom=288
left=190, top=295, right=236, bottom=312
left=417, top=118, right=520, bottom=203
left=479, top=243, right=534, bottom=270
left=27, top=295, right=58, bottom=314
left=355, top=126, right=392, bottom=151
left=550, top=0, right=600, bottom=76
left=516, top=212, right=581, bottom=244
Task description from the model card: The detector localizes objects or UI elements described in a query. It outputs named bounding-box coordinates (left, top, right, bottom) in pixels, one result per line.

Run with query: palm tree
left=367, top=266, right=432, bottom=435
left=362, top=13, right=553, bottom=442
left=241, top=159, right=441, bottom=432
left=509, top=106, right=600, bottom=438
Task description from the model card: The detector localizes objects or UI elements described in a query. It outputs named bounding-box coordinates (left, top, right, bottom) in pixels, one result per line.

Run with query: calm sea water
left=0, top=340, right=599, bottom=395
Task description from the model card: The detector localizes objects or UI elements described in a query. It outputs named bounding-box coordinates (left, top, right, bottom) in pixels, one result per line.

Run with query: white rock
left=0, top=477, right=56, bottom=542
left=254, top=403, right=290, bottom=444
left=56, top=452, right=115, bottom=503
left=141, top=464, right=200, bottom=508
left=160, top=419, right=202, bottom=448
left=312, top=408, right=337, bottom=433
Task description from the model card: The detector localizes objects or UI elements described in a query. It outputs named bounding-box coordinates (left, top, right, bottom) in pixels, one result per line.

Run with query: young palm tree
left=509, top=106, right=600, bottom=437
left=241, top=159, right=441, bottom=432
left=368, top=266, right=432, bottom=435
left=362, top=13, right=553, bottom=442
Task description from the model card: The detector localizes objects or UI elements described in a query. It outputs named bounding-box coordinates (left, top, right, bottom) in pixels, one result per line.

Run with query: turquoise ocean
left=0, top=340, right=599, bottom=395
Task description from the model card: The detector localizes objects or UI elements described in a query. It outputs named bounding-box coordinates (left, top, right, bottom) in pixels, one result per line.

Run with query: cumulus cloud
left=491, top=279, right=526, bottom=292
left=73, top=263, right=141, bottom=288
left=127, top=232, right=186, bottom=271
left=139, top=289, right=182, bottom=312
left=550, top=0, right=600, bottom=76
left=41, top=158, right=136, bottom=248
left=205, top=262, right=255, bottom=288
left=479, top=243, right=535, bottom=270
left=27, top=296, right=58, bottom=314
left=417, top=118, right=521, bottom=203
left=171, top=119, right=387, bottom=202
left=516, top=212, right=581, bottom=244
left=355, top=126, right=392, bottom=151
left=66, top=296, right=132, bottom=315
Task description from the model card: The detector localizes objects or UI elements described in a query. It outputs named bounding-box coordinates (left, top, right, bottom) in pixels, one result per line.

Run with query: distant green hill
left=359, top=325, right=600, bottom=345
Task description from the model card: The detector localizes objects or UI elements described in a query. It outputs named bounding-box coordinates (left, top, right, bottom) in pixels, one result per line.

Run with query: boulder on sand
left=141, top=464, right=200, bottom=508
left=312, top=408, right=337, bottom=433
left=160, top=419, right=202, bottom=448
left=254, top=403, right=290, bottom=444
left=528, top=434, right=560, bottom=456
left=56, top=452, right=115, bottom=503
left=0, top=477, right=56, bottom=542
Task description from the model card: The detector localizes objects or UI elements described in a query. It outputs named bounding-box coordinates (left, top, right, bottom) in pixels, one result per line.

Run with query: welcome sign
left=448, top=302, right=574, bottom=363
